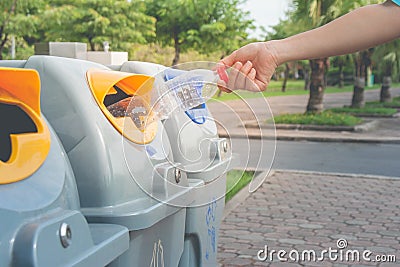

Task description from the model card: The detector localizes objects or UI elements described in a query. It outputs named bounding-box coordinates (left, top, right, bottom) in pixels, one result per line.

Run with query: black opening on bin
left=0, top=103, right=38, bottom=162
left=104, top=85, right=130, bottom=107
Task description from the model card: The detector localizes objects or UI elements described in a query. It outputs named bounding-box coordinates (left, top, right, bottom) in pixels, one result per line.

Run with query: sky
left=241, top=0, right=292, bottom=39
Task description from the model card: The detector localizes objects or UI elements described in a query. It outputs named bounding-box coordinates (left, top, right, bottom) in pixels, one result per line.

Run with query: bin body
left=0, top=67, right=129, bottom=266
left=119, top=61, right=232, bottom=266
left=164, top=111, right=228, bottom=267
left=6, top=56, right=192, bottom=266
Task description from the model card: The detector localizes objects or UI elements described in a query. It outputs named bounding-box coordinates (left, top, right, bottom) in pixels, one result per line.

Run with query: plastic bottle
left=152, top=67, right=228, bottom=119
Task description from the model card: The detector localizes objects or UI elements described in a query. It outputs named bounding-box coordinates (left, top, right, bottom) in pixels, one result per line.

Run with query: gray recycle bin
left=118, top=61, right=235, bottom=267
left=0, top=67, right=129, bottom=266
left=0, top=56, right=196, bottom=266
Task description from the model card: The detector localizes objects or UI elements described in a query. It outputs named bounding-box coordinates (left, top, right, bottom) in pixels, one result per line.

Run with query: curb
left=244, top=119, right=379, bottom=132
left=353, top=112, right=400, bottom=118
left=218, top=131, right=400, bottom=144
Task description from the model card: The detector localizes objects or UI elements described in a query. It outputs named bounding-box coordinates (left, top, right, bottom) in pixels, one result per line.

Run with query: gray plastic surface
left=120, top=61, right=167, bottom=75
left=23, top=56, right=191, bottom=210
left=10, top=56, right=192, bottom=266
left=0, top=114, right=129, bottom=266
left=120, top=61, right=233, bottom=266
left=0, top=59, right=27, bottom=68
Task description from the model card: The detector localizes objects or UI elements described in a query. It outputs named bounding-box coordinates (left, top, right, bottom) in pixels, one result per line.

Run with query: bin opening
left=0, top=103, right=38, bottom=162
left=103, top=85, right=130, bottom=107
left=86, top=69, right=158, bottom=144
left=0, top=67, right=51, bottom=184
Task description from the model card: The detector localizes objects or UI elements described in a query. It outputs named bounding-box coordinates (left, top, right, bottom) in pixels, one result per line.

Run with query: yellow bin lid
left=0, top=68, right=50, bottom=184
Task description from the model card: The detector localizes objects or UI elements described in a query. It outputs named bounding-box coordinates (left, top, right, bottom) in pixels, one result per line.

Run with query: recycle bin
left=0, top=67, right=129, bottom=266
left=1, top=56, right=195, bottom=267
left=119, top=61, right=236, bottom=266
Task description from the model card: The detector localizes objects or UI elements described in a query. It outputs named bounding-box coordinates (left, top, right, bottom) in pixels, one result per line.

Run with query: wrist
left=264, top=39, right=289, bottom=66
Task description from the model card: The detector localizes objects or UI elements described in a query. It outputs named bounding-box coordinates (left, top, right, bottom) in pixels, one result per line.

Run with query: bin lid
left=0, top=68, right=50, bottom=184
left=86, top=69, right=158, bottom=145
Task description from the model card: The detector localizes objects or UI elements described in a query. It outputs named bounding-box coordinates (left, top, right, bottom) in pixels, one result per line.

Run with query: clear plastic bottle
left=152, top=67, right=228, bottom=119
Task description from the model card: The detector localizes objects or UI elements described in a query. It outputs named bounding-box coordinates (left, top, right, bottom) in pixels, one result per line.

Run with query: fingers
left=235, top=61, right=253, bottom=90
left=220, top=50, right=238, bottom=67
left=227, top=61, right=243, bottom=90
left=224, top=61, right=262, bottom=92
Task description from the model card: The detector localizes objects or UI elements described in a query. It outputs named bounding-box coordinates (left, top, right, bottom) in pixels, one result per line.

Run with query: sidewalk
left=218, top=171, right=400, bottom=266
left=209, top=88, right=400, bottom=143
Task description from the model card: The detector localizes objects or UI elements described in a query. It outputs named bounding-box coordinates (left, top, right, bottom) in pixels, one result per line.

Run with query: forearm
left=270, top=1, right=400, bottom=65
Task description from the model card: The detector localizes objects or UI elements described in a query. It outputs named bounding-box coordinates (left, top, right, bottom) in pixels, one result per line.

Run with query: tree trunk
left=304, top=68, right=310, bottom=90
left=282, top=63, right=290, bottom=92
left=306, top=58, right=327, bottom=113
left=380, top=76, right=392, bottom=103
left=0, top=34, right=9, bottom=60
left=338, top=64, right=344, bottom=88
left=172, top=32, right=180, bottom=66
left=88, top=37, right=95, bottom=51
left=351, top=48, right=373, bottom=107
left=351, top=77, right=365, bottom=108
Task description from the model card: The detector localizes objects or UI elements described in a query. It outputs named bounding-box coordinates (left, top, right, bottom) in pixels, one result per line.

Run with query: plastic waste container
left=118, top=61, right=236, bottom=266
left=0, top=67, right=129, bottom=266
left=0, top=56, right=196, bottom=266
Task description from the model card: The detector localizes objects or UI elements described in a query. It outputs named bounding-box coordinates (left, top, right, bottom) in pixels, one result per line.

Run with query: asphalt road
left=231, top=138, right=400, bottom=178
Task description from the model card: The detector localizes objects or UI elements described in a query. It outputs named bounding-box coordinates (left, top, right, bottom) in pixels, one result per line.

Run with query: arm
left=220, top=0, right=400, bottom=91
left=274, top=0, right=400, bottom=64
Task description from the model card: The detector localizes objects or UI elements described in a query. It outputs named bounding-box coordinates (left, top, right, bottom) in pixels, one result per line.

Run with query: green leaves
left=41, top=0, right=155, bottom=51
left=146, top=0, right=254, bottom=64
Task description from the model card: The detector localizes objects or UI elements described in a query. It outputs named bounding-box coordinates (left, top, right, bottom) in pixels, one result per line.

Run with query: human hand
left=218, top=42, right=279, bottom=92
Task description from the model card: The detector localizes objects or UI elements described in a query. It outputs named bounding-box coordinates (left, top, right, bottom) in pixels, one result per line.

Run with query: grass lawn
left=272, top=111, right=362, bottom=126
left=212, top=81, right=400, bottom=102
left=329, top=106, right=398, bottom=116
left=365, top=98, right=400, bottom=108
left=225, top=170, right=255, bottom=202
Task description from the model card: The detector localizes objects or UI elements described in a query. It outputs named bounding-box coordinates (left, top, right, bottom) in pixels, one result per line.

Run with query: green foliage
left=225, top=170, right=255, bottom=202
left=329, top=106, right=398, bottom=116
left=41, top=0, right=156, bottom=51
left=373, top=39, right=400, bottom=82
left=213, top=81, right=398, bottom=102
left=146, top=0, right=254, bottom=64
left=0, top=0, right=45, bottom=59
left=273, top=111, right=362, bottom=126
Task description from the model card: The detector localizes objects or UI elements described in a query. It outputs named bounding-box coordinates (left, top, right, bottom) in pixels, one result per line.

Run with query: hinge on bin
left=209, top=138, right=230, bottom=162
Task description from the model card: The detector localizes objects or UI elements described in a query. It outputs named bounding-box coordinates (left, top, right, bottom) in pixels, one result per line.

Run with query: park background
left=1, top=0, right=400, bottom=118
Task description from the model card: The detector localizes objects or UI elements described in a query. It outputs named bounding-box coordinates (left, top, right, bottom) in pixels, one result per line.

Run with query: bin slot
left=0, top=67, right=50, bottom=184
left=86, top=69, right=158, bottom=144
left=0, top=103, right=38, bottom=162
left=103, top=85, right=130, bottom=107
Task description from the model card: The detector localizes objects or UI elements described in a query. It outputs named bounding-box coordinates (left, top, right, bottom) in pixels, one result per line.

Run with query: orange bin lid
left=86, top=69, right=158, bottom=144
left=0, top=68, right=50, bottom=184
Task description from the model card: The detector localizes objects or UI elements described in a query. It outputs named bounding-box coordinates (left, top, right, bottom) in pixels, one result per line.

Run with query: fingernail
left=234, top=62, right=242, bottom=68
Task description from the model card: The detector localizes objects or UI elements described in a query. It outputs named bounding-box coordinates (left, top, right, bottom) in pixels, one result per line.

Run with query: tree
left=291, top=0, right=337, bottom=113
left=268, top=18, right=301, bottom=92
left=0, top=0, right=45, bottom=59
left=351, top=48, right=373, bottom=108
left=373, top=40, right=400, bottom=103
left=331, top=55, right=352, bottom=88
left=146, top=0, right=254, bottom=65
left=41, top=0, right=155, bottom=51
